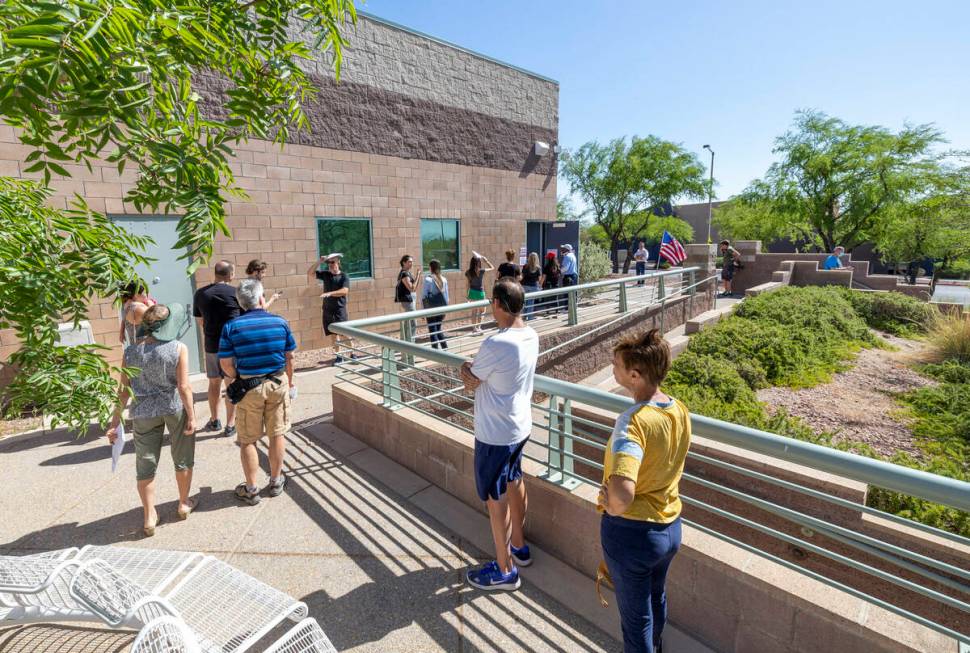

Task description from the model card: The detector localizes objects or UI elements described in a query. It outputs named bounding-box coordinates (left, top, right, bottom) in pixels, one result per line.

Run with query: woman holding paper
left=106, top=303, right=197, bottom=537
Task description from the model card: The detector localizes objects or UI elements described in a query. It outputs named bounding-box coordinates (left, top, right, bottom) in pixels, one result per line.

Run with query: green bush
left=579, top=241, right=612, bottom=285
left=665, top=285, right=969, bottom=536
left=936, top=259, right=970, bottom=280
left=925, top=312, right=970, bottom=364
left=840, top=289, right=933, bottom=336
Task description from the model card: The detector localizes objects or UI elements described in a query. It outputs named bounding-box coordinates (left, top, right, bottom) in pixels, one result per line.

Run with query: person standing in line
left=460, top=279, right=539, bottom=591
left=541, top=251, right=562, bottom=316
left=307, top=253, right=356, bottom=363
left=106, top=303, right=198, bottom=537
left=823, top=246, right=846, bottom=270
left=193, top=260, right=240, bottom=437
left=718, top=240, right=742, bottom=297
left=422, top=259, right=450, bottom=349
left=118, top=281, right=157, bottom=344
left=520, top=252, right=544, bottom=321
left=219, top=279, right=297, bottom=506
left=396, top=255, right=420, bottom=311
left=633, top=241, right=649, bottom=286
left=245, top=259, right=282, bottom=309
left=465, top=254, right=494, bottom=335
left=598, top=329, right=691, bottom=653
left=560, top=243, right=579, bottom=287
left=497, top=249, right=522, bottom=281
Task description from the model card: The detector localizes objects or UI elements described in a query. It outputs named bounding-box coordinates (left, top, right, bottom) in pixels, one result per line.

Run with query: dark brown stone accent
left=196, top=71, right=558, bottom=177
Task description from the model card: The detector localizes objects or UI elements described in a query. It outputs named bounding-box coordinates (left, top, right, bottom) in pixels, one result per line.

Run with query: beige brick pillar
left=684, top=243, right=716, bottom=312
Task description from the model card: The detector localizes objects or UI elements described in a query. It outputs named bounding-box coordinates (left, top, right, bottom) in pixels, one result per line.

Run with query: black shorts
left=721, top=264, right=735, bottom=281
left=323, top=307, right=348, bottom=336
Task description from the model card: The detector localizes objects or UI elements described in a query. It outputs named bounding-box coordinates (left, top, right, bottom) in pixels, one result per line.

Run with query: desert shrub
left=735, top=286, right=875, bottom=347
left=924, top=312, right=970, bottom=363
left=579, top=242, right=612, bottom=285
left=840, top=289, right=933, bottom=336
left=665, top=352, right=757, bottom=404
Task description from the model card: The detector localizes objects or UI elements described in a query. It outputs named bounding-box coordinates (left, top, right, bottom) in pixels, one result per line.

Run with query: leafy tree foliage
left=873, top=188, right=970, bottom=283
left=561, top=136, right=706, bottom=272
left=716, top=110, right=966, bottom=251
left=0, top=0, right=355, bottom=433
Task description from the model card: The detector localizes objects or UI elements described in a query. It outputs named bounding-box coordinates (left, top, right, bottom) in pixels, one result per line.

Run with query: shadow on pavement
left=0, top=624, right=133, bottom=653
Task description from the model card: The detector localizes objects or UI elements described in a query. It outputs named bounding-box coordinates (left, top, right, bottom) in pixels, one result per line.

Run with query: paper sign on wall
left=519, top=246, right=527, bottom=266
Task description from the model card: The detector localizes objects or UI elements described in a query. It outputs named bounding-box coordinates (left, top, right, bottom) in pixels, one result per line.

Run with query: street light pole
left=703, top=144, right=715, bottom=243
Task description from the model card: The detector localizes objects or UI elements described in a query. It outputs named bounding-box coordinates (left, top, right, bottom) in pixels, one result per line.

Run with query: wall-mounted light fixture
left=533, top=141, right=550, bottom=157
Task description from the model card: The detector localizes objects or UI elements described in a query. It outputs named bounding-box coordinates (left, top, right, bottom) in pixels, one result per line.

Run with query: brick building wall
left=0, top=13, right=558, bottom=370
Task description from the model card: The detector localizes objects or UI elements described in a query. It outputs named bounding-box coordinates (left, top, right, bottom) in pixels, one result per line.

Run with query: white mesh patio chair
left=162, top=557, right=309, bottom=652
left=131, top=615, right=202, bottom=653
left=264, top=618, right=337, bottom=653
left=69, top=558, right=179, bottom=628
left=0, top=553, right=87, bottom=618
left=76, top=546, right=204, bottom=595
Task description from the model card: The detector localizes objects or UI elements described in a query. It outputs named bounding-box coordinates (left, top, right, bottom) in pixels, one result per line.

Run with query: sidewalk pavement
left=0, top=366, right=623, bottom=652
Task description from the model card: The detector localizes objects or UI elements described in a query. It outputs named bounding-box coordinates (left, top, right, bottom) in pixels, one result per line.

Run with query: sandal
left=234, top=482, right=261, bottom=506
left=143, top=514, right=159, bottom=538
left=177, top=497, right=199, bottom=520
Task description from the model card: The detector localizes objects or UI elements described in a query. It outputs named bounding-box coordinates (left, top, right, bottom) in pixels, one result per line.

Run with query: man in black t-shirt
left=306, top=253, right=355, bottom=363
left=193, top=260, right=241, bottom=437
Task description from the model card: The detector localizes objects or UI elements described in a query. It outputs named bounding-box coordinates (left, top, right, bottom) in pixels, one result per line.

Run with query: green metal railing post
left=688, top=270, right=696, bottom=316
left=381, top=346, right=402, bottom=409
left=567, top=288, right=578, bottom=326
left=658, top=275, right=666, bottom=300
left=618, top=282, right=628, bottom=313
left=545, top=394, right=562, bottom=476
left=560, top=398, right=580, bottom=490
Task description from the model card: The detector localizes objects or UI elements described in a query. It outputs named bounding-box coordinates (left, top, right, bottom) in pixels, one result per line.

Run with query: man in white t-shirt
left=460, top=278, right=539, bottom=591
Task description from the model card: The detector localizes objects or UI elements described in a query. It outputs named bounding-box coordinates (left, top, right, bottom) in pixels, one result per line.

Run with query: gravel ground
left=756, top=334, right=935, bottom=458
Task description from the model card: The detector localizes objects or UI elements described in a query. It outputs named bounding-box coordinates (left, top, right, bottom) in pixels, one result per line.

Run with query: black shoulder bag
left=226, top=373, right=283, bottom=404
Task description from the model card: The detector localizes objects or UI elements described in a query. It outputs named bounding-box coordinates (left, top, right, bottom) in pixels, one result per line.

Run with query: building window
left=421, top=219, right=461, bottom=271
left=316, top=218, right=372, bottom=279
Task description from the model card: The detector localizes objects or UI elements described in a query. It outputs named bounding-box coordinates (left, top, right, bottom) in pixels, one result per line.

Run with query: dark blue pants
left=601, top=515, right=682, bottom=653
left=635, top=261, right=646, bottom=285
left=426, top=317, right=447, bottom=349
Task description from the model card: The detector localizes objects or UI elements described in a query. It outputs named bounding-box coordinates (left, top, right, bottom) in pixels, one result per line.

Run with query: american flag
left=659, top=231, right=687, bottom=265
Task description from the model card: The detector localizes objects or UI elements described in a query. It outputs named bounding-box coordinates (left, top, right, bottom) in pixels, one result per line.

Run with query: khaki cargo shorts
left=235, top=376, right=290, bottom=445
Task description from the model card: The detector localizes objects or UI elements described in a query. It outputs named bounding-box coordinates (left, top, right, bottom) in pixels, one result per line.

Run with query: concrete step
left=746, top=281, right=786, bottom=297
left=667, top=333, right=691, bottom=358
left=684, top=309, right=726, bottom=334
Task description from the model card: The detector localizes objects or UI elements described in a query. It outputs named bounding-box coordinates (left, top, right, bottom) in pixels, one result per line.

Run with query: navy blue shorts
left=474, top=439, right=528, bottom=502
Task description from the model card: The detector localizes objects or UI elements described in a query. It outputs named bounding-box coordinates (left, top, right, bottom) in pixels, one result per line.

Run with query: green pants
left=133, top=412, right=195, bottom=481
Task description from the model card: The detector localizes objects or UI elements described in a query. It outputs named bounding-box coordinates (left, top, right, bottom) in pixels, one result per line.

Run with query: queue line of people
left=107, top=248, right=688, bottom=653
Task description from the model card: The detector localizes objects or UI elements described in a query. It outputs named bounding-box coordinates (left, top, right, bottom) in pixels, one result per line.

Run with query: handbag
left=422, top=281, right=447, bottom=310
left=226, top=373, right=282, bottom=404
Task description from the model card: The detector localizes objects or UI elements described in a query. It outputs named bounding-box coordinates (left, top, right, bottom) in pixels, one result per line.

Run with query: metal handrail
left=329, top=273, right=970, bottom=644
left=331, top=321, right=970, bottom=514
left=336, top=266, right=702, bottom=328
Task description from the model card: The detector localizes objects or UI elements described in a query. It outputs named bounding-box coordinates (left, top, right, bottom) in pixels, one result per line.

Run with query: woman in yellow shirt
left=598, top=329, right=691, bottom=653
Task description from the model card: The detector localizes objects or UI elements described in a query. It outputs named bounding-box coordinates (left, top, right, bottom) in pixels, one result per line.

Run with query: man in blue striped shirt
left=219, top=278, right=297, bottom=506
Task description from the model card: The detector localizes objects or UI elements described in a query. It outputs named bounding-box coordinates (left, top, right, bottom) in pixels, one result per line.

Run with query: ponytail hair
left=613, top=329, right=671, bottom=385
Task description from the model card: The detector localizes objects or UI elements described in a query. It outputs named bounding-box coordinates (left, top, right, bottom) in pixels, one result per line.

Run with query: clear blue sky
left=359, top=0, right=969, bottom=201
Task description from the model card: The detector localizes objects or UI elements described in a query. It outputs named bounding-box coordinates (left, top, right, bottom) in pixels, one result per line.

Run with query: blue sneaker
left=511, top=544, right=532, bottom=567
left=465, top=561, right=520, bottom=591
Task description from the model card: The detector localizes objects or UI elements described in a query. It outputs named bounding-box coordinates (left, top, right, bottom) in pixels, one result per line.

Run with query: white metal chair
left=264, top=618, right=338, bottom=653
left=131, top=615, right=202, bottom=653
left=0, top=552, right=87, bottom=619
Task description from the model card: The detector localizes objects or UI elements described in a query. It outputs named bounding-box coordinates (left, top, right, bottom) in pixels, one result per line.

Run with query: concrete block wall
left=0, top=126, right=556, bottom=367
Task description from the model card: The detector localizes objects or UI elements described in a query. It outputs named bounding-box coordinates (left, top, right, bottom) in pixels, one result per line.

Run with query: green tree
left=556, top=195, right=582, bottom=221
left=716, top=110, right=963, bottom=251
left=874, top=187, right=970, bottom=285
left=561, top=136, right=707, bottom=272
left=0, top=0, right=355, bottom=433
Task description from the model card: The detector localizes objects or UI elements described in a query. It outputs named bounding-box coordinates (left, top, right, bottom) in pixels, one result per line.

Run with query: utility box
left=57, top=321, right=95, bottom=347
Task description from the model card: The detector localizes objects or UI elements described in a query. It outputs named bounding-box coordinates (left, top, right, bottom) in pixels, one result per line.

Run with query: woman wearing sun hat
left=106, top=302, right=198, bottom=537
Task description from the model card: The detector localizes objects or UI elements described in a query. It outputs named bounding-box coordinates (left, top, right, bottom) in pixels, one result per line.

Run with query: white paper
left=111, top=422, right=131, bottom=473
left=289, top=386, right=298, bottom=401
